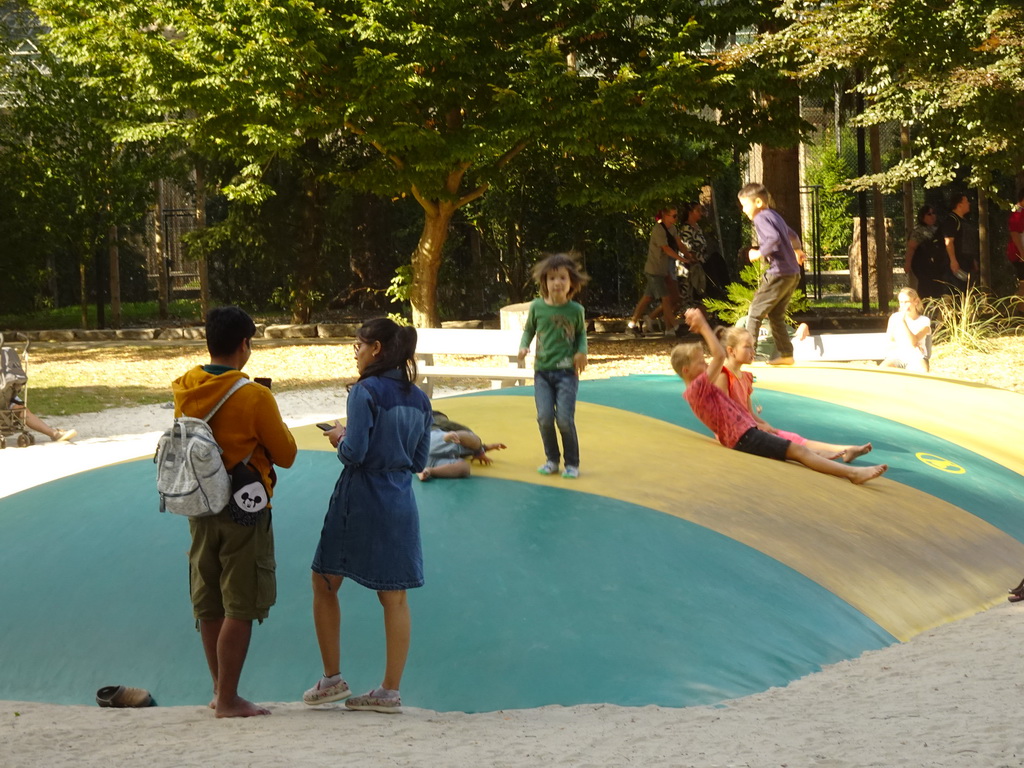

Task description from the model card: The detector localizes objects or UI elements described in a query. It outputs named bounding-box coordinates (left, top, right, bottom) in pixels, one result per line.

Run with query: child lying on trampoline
left=417, top=411, right=506, bottom=481
left=671, top=308, right=887, bottom=485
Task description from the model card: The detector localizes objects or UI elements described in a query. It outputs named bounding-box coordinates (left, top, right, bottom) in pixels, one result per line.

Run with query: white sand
left=2, top=389, right=1022, bottom=767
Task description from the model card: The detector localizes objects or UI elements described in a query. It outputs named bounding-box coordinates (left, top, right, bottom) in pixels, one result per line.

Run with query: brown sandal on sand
left=96, top=685, right=155, bottom=708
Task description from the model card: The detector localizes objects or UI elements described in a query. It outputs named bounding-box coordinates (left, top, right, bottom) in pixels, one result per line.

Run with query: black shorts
left=734, top=427, right=791, bottom=461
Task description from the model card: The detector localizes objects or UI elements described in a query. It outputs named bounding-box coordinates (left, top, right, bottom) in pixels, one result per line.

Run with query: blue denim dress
left=312, top=371, right=433, bottom=590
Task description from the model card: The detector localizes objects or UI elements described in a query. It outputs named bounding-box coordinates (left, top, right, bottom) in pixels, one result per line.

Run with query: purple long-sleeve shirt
left=753, top=208, right=801, bottom=277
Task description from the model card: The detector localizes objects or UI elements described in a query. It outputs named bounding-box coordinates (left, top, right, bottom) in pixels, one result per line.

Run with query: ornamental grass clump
left=925, top=288, right=1023, bottom=354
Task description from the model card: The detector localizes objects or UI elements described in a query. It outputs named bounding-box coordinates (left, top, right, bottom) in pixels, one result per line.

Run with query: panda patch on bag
left=228, top=460, right=269, bottom=526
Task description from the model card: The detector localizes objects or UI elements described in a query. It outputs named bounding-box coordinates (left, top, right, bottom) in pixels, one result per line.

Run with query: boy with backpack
left=171, top=306, right=297, bottom=718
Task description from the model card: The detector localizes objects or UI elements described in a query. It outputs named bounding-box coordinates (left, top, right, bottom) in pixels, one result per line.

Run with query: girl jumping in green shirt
left=518, top=253, right=589, bottom=479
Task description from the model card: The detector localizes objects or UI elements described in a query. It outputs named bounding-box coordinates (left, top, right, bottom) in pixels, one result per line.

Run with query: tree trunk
left=350, top=193, right=386, bottom=298
left=79, top=260, right=89, bottom=329
left=900, top=125, right=916, bottom=292
left=154, top=180, right=169, bottom=320
left=410, top=201, right=457, bottom=328
left=46, top=253, right=59, bottom=307
left=108, top=223, right=121, bottom=329
left=758, top=145, right=802, bottom=233
left=78, top=224, right=96, bottom=328
left=291, top=168, right=324, bottom=324
left=194, top=164, right=210, bottom=316
left=978, top=188, right=990, bottom=289
left=869, top=125, right=889, bottom=312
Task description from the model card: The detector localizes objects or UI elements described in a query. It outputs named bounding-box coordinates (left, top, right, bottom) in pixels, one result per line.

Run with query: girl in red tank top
left=713, top=326, right=874, bottom=464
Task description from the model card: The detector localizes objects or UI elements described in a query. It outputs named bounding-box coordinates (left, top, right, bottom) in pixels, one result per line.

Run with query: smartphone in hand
left=316, top=423, right=334, bottom=431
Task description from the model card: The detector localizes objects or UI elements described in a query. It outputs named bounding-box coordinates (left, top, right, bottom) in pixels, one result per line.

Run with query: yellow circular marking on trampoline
left=312, top=392, right=1024, bottom=644
left=916, top=453, right=966, bottom=474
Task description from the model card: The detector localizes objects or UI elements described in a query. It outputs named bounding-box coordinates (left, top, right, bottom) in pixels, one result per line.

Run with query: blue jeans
left=534, top=369, right=580, bottom=468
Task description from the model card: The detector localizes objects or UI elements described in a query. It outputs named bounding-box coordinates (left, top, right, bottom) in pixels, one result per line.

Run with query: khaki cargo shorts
left=188, top=511, right=276, bottom=622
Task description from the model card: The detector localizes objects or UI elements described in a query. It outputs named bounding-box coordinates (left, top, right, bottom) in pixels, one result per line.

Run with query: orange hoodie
left=171, top=366, right=297, bottom=499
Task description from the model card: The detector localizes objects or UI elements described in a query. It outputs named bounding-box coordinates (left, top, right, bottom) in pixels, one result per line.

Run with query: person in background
left=677, top=201, right=709, bottom=310
left=7, top=396, right=76, bottom=443
left=904, top=205, right=945, bottom=299
left=1007, top=189, right=1024, bottom=310
left=941, top=192, right=977, bottom=292
left=628, top=207, right=686, bottom=337
left=881, top=288, right=931, bottom=373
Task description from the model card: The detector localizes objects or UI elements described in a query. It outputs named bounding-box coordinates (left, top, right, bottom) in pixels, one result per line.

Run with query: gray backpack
left=155, top=379, right=250, bottom=517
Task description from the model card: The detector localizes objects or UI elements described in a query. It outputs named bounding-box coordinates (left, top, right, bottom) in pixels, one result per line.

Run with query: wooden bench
left=414, top=327, right=534, bottom=398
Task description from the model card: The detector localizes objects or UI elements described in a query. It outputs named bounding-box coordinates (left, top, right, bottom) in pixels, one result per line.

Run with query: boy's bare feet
left=842, top=443, right=873, bottom=463
left=215, top=695, right=270, bottom=718
left=849, top=464, right=888, bottom=485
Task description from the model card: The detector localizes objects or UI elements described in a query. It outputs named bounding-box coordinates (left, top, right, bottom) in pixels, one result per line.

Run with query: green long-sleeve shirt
left=519, top=298, right=587, bottom=371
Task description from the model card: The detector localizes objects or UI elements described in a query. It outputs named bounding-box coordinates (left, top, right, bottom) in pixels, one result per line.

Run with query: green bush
left=805, top=132, right=854, bottom=257
left=704, top=263, right=810, bottom=325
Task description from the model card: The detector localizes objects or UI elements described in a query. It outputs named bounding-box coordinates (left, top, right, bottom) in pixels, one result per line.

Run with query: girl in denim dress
left=304, top=318, right=433, bottom=714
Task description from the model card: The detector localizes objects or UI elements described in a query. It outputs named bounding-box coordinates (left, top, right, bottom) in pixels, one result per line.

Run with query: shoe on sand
left=303, top=675, right=351, bottom=705
left=96, top=685, right=154, bottom=708
left=51, top=429, right=76, bottom=442
left=345, top=688, right=402, bottom=714
left=766, top=356, right=795, bottom=366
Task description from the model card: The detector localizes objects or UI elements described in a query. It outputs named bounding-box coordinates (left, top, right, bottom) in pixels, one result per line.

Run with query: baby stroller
left=0, top=332, right=35, bottom=448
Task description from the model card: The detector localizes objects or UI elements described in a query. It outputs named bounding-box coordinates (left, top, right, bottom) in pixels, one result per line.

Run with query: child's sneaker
left=537, top=461, right=559, bottom=475
left=51, top=428, right=76, bottom=442
left=303, top=674, right=351, bottom=705
left=345, top=687, right=402, bottom=713
left=561, top=466, right=579, bottom=479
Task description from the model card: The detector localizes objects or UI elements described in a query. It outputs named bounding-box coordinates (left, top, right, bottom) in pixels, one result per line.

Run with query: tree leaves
left=735, top=0, right=1024, bottom=192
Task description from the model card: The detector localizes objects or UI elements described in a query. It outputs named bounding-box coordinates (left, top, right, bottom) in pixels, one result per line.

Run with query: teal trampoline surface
left=0, top=456, right=892, bottom=711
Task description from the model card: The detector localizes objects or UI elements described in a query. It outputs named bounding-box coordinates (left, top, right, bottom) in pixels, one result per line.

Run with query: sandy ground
left=3, top=387, right=1024, bottom=767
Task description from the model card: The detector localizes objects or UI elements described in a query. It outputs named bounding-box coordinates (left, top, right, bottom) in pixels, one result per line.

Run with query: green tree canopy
left=733, top=0, right=1024, bottom=195
left=0, top=34, right=173, bottom=321
left=34, top=0, right=803, bottom=324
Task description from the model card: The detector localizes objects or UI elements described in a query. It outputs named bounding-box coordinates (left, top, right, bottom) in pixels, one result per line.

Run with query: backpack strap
left=661, top=222, right=679, bottom=253
left=201, top=378, right=251, bottom=423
